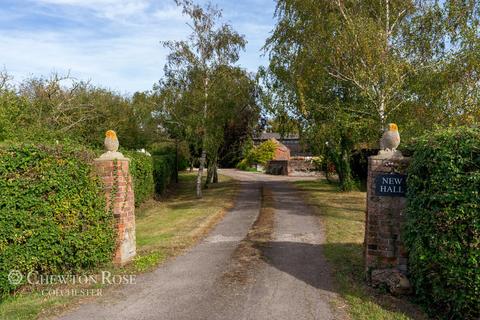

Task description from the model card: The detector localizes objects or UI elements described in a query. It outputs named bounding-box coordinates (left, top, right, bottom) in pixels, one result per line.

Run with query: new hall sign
left=375, top=173, right=407, bottom=197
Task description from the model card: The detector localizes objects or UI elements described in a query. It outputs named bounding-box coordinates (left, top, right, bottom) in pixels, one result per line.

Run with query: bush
left=238, top=140, right=277, bottom=169
left=405, top=127, right=480, bottom=319
left=123, top=151, right=154, bottom=206
left=152, top=154, right=176, bottom=195
left=150, top=142, right=189, bottom=171
left=236, top=158, right=250, bottom=170
left=0, top=143, right=116, bottom=298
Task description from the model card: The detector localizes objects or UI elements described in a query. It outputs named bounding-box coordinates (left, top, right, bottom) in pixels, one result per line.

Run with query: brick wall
left=94, top=158, right=136, bottom=265
left=266, top=160, right=289, bottom=175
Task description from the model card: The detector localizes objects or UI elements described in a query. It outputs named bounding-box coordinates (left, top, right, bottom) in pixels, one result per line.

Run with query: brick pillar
left=94, top=156, right=136, bottom=266
left=365, top=153, right=410, bottom=276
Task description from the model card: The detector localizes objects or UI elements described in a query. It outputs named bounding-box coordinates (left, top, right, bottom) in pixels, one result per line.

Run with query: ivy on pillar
left=94, top=130, right=136, bottom=266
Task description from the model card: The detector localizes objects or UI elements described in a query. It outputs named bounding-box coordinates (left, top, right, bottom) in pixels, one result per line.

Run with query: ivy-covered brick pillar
left=94, top=153, right=136, bottom=266
left=365, top=151, right=411, bottom=293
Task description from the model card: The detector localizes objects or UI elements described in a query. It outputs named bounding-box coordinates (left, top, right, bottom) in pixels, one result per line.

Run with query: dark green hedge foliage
left=405, top=127, right=479, bottom=319
left=152, top=154, right=176, bottom=195
left=123, top=151, right=154, bottom=206
left=0, top=143, right=116, bottom=298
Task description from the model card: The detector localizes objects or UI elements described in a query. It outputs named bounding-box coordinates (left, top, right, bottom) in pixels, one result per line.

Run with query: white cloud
left=0, top=29, right=170, bottom=93
left=153, top=5, right=185, bottom=21
left=34, top=0, right=150, bottom=20
left=1, top=0, right=275, bottom=93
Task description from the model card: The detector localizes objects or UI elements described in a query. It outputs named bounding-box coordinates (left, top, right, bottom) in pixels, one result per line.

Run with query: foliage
left=152, top=155, right=176, bottom=195
left=122, top=151, right=155, bottom=206
left=159, top=0, right=250, bottom=196
left=0, top=143, right=115, bottom=298
left=235, top=159, right=250, bottom=171
left=405, top=126, right=480, bottom=319
left=239, top=140, right=277, bottom=168
left=263, top=0, right=480, bottom=188
left=311, top=156, right=324, bottom=171
left=150, top=141, right=190, bottom=171
left=0, top=73, right=163, bottom=150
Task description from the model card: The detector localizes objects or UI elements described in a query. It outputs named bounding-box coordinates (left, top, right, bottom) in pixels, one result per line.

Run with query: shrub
left=311, top=156, right=324, bottom=171
left=150, top=142, right=189, bottom=171
left=236, top=158, right=250, bottom=170
left=123, top=151, right=154, bottom=206
left=0, top=143, right=116, bottom=298
left=152, top=154, right=176, bottom=195
left=405, top=126, right=480, bottom=319
left=237, top=140, right=277, bottom=169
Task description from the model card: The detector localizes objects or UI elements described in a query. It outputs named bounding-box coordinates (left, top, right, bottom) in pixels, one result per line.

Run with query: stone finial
left=96, top=130, right=128, bottom=161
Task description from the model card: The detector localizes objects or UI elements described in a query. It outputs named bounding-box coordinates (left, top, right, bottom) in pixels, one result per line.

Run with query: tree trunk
left=338, top=151, right=354, bottom=191
left=379, top=93, right=386, bottom=130
left=196, top=149, right=206, bottom=198
left=205, top=160, right=212, bottom=188
left=197, top=74, right=209, bottom=198
left=213, top=163, right=218, bottom=183
left=175, top=139, right=179, bottom=183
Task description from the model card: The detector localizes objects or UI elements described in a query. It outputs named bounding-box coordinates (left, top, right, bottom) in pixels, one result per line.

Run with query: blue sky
left=0, top=0, right=276, bottom=94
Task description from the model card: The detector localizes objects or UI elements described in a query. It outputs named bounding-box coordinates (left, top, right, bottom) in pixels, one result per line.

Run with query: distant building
left=253, top=132, right=310, bottom=157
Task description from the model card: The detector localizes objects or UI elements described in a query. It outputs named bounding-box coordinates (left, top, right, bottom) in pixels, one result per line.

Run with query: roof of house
left=254, top=132, right=299, bottom=140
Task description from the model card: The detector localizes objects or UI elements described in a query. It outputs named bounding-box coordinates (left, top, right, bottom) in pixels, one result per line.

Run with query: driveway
left=55, top=169, right=343, bottom=320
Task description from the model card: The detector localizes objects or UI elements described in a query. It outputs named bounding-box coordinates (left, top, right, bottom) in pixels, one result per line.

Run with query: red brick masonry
left=94, top=158, right=136, bottom=265
left=365, top=155, right=410, bottom=276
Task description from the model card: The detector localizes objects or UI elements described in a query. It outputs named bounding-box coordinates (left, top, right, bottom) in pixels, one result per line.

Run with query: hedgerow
left=405, top=126, right=479, bottom=319
left=123, top=151, right=154, bottom=206
left=0, top=143, right=115, bottom=298
left=152, top=154, right=176, bottom=195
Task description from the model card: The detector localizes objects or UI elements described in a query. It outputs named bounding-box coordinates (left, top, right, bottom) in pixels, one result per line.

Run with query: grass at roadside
left=294, top=180, right=426, bottom=320
left=131, top=172, right=237, bottom=272
left=0, top=172, right=237, bottom=320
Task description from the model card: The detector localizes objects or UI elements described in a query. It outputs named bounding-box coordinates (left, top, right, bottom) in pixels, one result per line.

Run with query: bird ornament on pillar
left=105, top=130, right=119, bottom=152
left=378, top=123, right=402, bottom=158
left=380, top=123, right=400, bottom=152
left=97, top=130, right=126, bottom=160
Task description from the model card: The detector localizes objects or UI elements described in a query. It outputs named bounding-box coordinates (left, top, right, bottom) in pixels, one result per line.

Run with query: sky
left=0, top=0, right=276, bottom=95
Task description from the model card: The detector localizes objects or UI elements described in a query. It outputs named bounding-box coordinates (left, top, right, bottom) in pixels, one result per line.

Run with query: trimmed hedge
left=0, top=143, right=115, bottom=298
left=405, top=127, right=480, bottom=319
left=152, top=154, right=176, bottom=195
left=123, top=151, right=154, bottom=206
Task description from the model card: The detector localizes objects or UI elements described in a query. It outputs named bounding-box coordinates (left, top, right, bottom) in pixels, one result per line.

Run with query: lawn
left=294, top=180, right=426, bottom=320
left=0, top=172, right=238, bottom=320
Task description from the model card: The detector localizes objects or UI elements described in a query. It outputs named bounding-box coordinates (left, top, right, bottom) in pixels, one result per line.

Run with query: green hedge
left=0, top=143, right=115, bottom=298
left=152, top=154, right=176, bottom=195
left=123, top=151, right=154, bottom=206
left=405, top=127, right=480, bottom=319
left=150, top=142, right=189, bottom=171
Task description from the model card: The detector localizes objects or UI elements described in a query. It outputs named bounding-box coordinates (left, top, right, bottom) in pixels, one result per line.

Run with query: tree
left=264, top=0, right=480, bottom=190
left=0, top=72, right=163, bottom=150
left=162, top=0, right=246, bottom=197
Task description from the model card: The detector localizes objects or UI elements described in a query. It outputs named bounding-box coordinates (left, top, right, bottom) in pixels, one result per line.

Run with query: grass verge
left=222, top=186, right=274, bottom=285
left=0, top=172, right=237, bottom=320
left=294, top=180, right=426, bottom=320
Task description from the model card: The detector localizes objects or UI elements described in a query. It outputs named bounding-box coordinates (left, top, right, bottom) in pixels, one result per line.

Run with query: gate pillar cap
left=94, top=151, right=130, bottom=162
left=372, top=150, right=404, bottom=160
